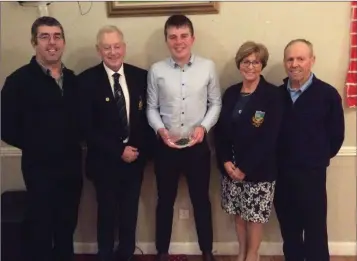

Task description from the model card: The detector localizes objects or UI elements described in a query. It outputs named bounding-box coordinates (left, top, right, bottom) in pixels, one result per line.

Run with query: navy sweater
left=1, top=56, right=82, bottom=167
left=277, top=75, right=345, bottom=171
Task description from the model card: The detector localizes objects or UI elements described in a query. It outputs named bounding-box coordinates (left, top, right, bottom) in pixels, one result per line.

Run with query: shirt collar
left=168, top=53, right=195, bottom=68
left=287, top=72, right=314, bottom=93
left=36, top=59, right=65, bottom=77
left=103, top=62, right=124, bottom=78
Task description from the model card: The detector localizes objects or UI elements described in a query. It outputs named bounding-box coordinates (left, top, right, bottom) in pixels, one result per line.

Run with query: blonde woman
left=214, top=41, right=283, bottom=261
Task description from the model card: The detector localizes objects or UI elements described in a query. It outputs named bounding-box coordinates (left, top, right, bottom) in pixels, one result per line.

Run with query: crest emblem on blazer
left=138, top=96, right=143, bottom=111
left=252, top=111, right=265, bottom=127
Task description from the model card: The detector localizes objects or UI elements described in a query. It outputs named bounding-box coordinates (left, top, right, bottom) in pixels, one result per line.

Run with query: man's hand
left=157, top=128, right=181, bottom=149
left=121, top=146, right=139, bottom=163
left=188, top=126, right=205, bottom=147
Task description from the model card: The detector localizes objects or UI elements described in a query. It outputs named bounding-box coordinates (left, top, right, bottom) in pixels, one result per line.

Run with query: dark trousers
left=93, top=160, right=144, bottom=261
left=274, top=167, right=329, bottom=261
left=154, top=138, right=213, bottom=253
left=22, top=160, right=83, bottom=261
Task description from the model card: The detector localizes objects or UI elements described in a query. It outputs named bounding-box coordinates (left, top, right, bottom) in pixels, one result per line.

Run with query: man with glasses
left=1, top=16, right=83, bottom=261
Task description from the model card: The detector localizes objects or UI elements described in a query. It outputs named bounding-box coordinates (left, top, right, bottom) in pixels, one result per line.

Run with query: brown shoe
left=155, top=253, right=169, bottom=261
left=202, top=252, right=216, bottom=261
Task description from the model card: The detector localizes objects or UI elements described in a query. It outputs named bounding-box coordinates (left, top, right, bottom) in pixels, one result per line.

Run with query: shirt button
left=181, top=124, right=184, bottom=126
left=182, top=112, right=184, bottom=114
left=182, top=98, right=185, bottom=100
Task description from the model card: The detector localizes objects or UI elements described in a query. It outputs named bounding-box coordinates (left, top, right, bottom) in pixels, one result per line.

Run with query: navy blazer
left=78, top=62, right=156, bottom=180
left=214, top=76, right=283, bottom=182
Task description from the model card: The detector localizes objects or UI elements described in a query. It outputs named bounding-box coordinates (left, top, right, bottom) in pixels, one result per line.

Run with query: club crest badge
left=138, top=97, right=143, bottom=111
left=252, top=110, right=265, bottom=127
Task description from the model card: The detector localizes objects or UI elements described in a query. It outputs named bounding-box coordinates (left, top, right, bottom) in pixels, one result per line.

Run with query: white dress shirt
left=103, top=62, right=130, bottom=142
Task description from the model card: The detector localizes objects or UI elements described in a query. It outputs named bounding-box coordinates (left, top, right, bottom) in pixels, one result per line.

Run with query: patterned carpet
left=74, top=255, right=356, bottom=261
left=75, top=254, right=188, bottom=261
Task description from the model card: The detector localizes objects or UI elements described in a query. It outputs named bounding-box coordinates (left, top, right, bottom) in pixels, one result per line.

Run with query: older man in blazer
left=78, top=25, right=155, bottom=261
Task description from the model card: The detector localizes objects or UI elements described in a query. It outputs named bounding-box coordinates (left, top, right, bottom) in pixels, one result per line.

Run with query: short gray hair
left=284, top=39, right=314, bottom=58
left=96, top=25, right=124, bottom=45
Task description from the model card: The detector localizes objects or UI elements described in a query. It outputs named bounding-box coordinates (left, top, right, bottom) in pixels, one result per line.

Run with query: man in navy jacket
left=274, top=39, right=345, bottom=261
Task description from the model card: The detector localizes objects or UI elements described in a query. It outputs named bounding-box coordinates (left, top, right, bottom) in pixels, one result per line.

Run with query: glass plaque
left=168, top=126, right=194, bottom=148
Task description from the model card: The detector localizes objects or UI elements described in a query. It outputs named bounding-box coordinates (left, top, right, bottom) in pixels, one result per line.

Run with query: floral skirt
left=221, top=175, right=275, bottom=223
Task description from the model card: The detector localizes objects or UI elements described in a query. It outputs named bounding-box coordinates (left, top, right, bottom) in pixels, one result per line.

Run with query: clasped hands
left=157, top=126, right=205, bottom=149
left=224, top=161, right=245, bottom=181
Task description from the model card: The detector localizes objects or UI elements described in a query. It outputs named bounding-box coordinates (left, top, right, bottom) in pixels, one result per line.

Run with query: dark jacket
left=1, top=56, right=82, bottom=169
left=214, top=76, right=283, bottom=182
left=78, top=62, right=156, bottom=179
left=277, top=75, right=345, bottom=171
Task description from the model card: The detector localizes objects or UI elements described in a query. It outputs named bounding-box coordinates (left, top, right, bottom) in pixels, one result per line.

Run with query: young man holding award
left=146, top=14, right=222, bottom=261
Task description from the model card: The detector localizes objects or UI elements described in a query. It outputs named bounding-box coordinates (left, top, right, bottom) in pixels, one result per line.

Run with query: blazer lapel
left=123, top=64, right=138, bottom=124
left=98, top=63, right=117, bottom=109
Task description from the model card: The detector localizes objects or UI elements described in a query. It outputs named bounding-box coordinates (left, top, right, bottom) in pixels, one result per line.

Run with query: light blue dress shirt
left=147, top=54, right=222, bottom=134
left=287, top=73, right=314, bottom=103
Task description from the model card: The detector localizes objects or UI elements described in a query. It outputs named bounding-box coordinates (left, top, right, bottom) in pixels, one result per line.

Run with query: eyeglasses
left=37, top=33, right=64, bottom=42
left=241, top=60, right=261, bottom=68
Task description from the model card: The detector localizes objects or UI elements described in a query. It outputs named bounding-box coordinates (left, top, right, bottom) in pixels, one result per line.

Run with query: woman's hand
left=224, top=161, right=245, bottom=181
left=224, top=161, right=237, bottom=179
left=233, top=168, right=246, bottom=181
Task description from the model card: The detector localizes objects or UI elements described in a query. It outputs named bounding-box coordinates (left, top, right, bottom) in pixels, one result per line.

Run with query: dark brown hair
left=164, top=14, right=194, bottom=39
left=31, top=16, right=65, bottom=45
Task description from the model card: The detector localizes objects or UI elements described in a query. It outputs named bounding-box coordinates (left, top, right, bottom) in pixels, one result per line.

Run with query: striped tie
left=112, top=73, right=129, bottom=139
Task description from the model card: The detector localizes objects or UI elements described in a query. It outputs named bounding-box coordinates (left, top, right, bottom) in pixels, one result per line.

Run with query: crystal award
left=168, top=126, right=194, bottom=148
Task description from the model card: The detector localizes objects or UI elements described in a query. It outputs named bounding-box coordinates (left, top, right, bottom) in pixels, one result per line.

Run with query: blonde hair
left=235, top=41, right=269, bottom=69
left=96, top=25, right=124, bottom=45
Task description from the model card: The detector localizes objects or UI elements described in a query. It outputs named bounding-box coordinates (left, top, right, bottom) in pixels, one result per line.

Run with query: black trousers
left=93, top=159, right=144, bottom=261
left=22, top=158, right=83, bottom=261
left=274, top=167, right=328, bottom=261
left=154, top=138, right=213, bottom=253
